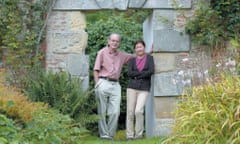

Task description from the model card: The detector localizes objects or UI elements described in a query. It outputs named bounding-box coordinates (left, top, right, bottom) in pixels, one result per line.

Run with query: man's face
left=108, top=34, right=120, bottom=50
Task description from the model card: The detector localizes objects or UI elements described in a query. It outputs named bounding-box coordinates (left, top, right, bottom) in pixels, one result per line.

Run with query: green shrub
left=0, top=0, right=48, bottom=87
left=163, top=74, right=240, bottom=144
left=23, top=69, right=98, bottom=128
left=21, top=108, right=89, bottom=144
left=0, top=114, right=21, bottom=143
left=186, top=0, right=240, bottom=48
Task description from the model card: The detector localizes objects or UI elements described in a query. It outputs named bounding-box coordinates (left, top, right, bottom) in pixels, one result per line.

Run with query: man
left=93, top=33, right=132, bottom=140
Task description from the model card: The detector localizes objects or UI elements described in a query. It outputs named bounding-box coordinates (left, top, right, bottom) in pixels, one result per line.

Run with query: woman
left=126, top=40, right=154, bottom=140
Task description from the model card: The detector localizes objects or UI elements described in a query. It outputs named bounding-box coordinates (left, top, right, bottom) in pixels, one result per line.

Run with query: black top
left=127, top=54, right=155, bottom=91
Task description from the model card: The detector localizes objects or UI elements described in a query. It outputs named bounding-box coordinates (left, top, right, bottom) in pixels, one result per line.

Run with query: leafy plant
left=21, top=108, right=89, bottom=144
left=0, top=114, right=21, bottom=143
left=0, top=69, right=46, bottom=123
left=23, top=69, right=98, bottom=127
left=163, top=74, right=240, bottom=144
left=185, top=0, right=240, bottom=49
left=0, top=0, right=49, bottom=87
left=0, top=69, right=90, bottom=143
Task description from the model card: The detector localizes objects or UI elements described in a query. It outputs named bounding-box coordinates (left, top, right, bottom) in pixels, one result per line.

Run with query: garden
left=0, top=0, right=239, bottom=143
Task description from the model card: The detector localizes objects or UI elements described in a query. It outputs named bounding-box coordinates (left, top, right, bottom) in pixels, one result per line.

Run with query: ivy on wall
left=186, top=0, right=240, bottom=48
left=0, top=0, right=50, bottom=86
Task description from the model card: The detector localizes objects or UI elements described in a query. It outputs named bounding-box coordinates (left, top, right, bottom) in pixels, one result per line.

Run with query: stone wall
left=46, top=11, right=89, bottom=90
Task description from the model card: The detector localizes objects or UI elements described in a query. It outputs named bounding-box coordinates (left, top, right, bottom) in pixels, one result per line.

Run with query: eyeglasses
left=110, top=39, right=120, bottom=43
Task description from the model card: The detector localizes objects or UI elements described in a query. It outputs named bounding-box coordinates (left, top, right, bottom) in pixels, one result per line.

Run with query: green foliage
left=185, top=0, right=240, bottom=48
left=23, top=69, right=98, bottom=128
left=163, top=75, right=240, bottom=144
left=86, top=12, right=144, bottom=130
left=0, top=0, right=48, bottom=87
left=0, top=71, right=90, bottom=143
left=87, top=9, right=152, bottom=24
left=21, top=108, right=89, bottom=144
left=0, top=114, right=21, bottom=143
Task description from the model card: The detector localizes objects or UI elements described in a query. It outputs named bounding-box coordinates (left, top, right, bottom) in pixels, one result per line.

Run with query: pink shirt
left=136, top=54, right=147, bottom=72
left=94, top=47, right=133, bottom=80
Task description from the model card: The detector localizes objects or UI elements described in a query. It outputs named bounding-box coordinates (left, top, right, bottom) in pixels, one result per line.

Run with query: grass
left=78, top=135, right=166, bottom=144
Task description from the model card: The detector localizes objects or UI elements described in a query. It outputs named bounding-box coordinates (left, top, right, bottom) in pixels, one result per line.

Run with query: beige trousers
left=126, top=88, right=148, bottom=139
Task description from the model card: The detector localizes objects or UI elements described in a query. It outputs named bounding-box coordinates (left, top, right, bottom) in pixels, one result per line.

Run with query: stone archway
left=46, top=0, right=202, bottom=137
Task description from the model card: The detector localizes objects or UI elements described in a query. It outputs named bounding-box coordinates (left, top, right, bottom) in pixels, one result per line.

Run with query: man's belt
left=99, top=76, right=118, bottom=82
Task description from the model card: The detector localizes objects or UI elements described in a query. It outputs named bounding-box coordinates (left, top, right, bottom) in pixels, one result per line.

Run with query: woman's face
left=135, top=43, right=145, bottom=56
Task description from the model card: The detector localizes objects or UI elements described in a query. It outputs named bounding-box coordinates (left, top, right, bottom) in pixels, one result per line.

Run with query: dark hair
left=133, top=40, right=145, bottom=49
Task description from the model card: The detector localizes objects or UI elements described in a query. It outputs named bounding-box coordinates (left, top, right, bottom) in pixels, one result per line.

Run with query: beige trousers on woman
left=126, top=88, right=149, bottom=139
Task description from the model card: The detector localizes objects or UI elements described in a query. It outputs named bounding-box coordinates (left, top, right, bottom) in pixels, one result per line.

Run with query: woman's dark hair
left=133, top=40, right=145, bottom=49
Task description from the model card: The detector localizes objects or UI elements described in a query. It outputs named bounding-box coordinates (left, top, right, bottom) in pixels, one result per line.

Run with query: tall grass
left=163, top=74, right=240, bottom=144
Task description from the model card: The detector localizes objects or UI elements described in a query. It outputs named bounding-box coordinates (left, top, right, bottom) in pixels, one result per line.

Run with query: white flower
left=182, top=79, right=191, bottom=86
left=186, top=79, right=191, bottom=84
left=216, top=63, right=221, bottom=67
left=178, top=70, right=184, bottom=76
left=198, top=72, right=203, bottom=78
left=204, top=70, right=208, bottom=75
left=225, top=59, right=236, bottom=66
left=182, top=58, right=189, bottom=62
left=172, top=79, right=177, bottom=85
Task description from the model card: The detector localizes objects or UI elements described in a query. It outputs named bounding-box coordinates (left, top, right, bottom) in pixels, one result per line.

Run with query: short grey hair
left=108, top=33, right=121, bottom=41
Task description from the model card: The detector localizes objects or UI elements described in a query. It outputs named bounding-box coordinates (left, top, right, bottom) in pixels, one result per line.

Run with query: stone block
left=143, top=14, right=154, bottom=53
left=152, top=10, right=190, bottom=31
left=153, top=29, right=190, bottom=52
left=95, top=0, right=128, bottom=10
left=47, top=11, right=86, bottom=32
left=152, top=10, right=175, bottom=30
left=70, top=12, right=86, bottom=30
left=67, top=54, right=89, bottom=91
left=145, top=91, right=156, bottom=137
left=47, top=11, right=69, bottom=32
left=46, top=54, right=67, bottom=71
left=66, top=54, right=89, bottom=76
left=54, top=0, right=128, bottom=10
left=54, top=0, right=100, bottom=10
left=143, top=0, right=191, bottom=9
left=154, top=97, right=178, bottom=118
left=74, top=76, right=89, bottom=91
left=153, top=53, right=175, bottom=73
left=47, top=31, right=87, bottom=54
left=54, top=0, right=191, bottom=10
left=154, top=118, right=174, bottom=136
left=128, top=0, right=147, bottom=8
left=153, top=72, right=184, bottom=96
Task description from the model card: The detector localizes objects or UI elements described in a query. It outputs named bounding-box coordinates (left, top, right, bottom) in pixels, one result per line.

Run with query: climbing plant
left=0, top=0, right=50, bottom=87
left=185, top=0, right=240, bottom=49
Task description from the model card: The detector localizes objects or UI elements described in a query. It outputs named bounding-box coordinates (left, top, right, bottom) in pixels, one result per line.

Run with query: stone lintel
left=142, top=0, right=191, bottom=9
left=54, top=0, right=191, bottom=10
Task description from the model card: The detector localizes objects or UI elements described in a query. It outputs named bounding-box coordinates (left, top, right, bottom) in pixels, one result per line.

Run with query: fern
left=23, top=69, right=98, bottom=128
